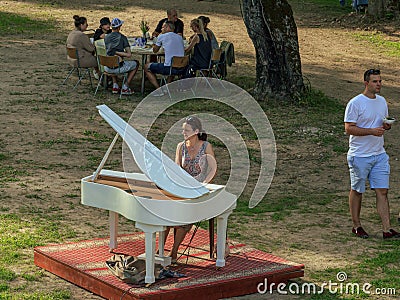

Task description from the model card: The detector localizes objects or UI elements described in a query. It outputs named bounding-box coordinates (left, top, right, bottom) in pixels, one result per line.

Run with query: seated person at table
left=93, top=17, right=112, bottom=41
left=152, top=9, right=184, bottom=37
left=66, top=15, right=100, bottom=79
left=198, top=16, right=218, bottom=50
left=144, top=21, right=184, bottom=95
left=104, top=17, right=139, bottom=95
left=185, top=18, right=212, bottom=71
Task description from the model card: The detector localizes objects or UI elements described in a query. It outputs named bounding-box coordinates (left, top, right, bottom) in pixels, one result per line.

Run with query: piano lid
left=96, top=105, right=209, bottom=199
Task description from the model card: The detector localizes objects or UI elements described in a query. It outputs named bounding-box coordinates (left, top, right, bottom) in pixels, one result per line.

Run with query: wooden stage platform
left=34, top=229, right=304, bottom=299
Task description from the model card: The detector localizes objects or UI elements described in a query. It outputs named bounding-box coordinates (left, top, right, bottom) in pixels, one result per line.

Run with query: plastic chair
left=160, top=56, right=190, bottom=98
left=62, top=47, right=93, bottom=90
left=94, top=55, right=128, bottom=99
left=196, top=48, right=225, bottom=91
left=94, top=40, right=106, bottom=73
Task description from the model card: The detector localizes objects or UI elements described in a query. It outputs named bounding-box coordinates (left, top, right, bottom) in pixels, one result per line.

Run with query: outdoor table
left=95, top=38, right=187, bottom=95
left=130, top=43, right=164, bottom=95
left=129, top=38, right=189, bottom=95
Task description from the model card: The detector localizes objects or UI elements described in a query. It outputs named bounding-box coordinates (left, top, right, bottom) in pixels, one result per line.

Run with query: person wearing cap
left=66, top=15, right=100, bottom=79
left=104, top=17, right=139, bottom=95
left=93, top=17, right=112, bottom=41
left=152, top=9, right=184, bottom=38
left=198, top=16, right=218, bottom=50
left=144, top=21, right=184, bottom=96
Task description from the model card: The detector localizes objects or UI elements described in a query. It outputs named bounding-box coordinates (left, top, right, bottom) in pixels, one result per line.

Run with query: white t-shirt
left=155, top=32, right=184, bottom=67
left=344, top=93, right=388, bottom=157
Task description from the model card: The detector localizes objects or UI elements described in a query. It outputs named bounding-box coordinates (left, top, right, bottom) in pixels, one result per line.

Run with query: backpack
left=106, top=254, right=161, bottom=284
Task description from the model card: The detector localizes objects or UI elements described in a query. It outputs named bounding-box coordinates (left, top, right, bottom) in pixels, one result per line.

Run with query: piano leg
left=135, top=222, right=166, bottom=284
left=109, top=211, right=118, bottom=251
left=158, top=230, right=167, bottom=262
left=215, top=210, right=233, bottom=267
left=209, top=218, right=215, bottom=258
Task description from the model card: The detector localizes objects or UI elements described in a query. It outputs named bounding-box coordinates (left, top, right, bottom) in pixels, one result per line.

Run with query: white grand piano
left=81, top=105, right=237, bottom=284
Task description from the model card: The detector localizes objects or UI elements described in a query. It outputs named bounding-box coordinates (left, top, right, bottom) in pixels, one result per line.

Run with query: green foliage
left=0, top=267, right=16, bottom=281
left=0, top=283, right=9, bottom=292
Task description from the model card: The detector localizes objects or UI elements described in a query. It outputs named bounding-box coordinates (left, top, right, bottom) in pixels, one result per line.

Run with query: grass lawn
left=0, top=0, right=399, bottom=299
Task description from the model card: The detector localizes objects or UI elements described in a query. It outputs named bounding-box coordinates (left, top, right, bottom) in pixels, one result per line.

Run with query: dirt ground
left=1, top=0, right=400, bottom=299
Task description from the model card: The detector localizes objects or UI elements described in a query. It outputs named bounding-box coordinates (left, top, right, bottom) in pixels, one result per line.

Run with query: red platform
left=34, top=229, right=304, bottom=299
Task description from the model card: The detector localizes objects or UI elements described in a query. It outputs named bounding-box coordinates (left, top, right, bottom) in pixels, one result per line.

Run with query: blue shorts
left=148, top=63, right=185, bottom=75
left=104, top=60, right=137, bottom=74
left=347, top=153, right=390, bottom=193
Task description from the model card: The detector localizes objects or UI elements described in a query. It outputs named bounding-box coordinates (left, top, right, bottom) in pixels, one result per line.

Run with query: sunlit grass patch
left=0, top=12, right=53, bottom=34
left=0, top=214, right=75, bottom=251
left=307, top=243, right=400, bottom=298
left=290, top=0, right=353, bottom=17
left=0, top=165, right=29, bottom=186
left=0, top=213, right=76, bottom=297
left=3, top=289, right=72, bottom=300
left=360, top=244, right=400, bottom=287
left=354, top=32, right=400, bottom=58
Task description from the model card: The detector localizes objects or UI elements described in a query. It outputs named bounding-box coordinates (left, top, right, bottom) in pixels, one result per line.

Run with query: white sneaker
left=121, top=87, right=133, bottom=95
left=93, top=70, right=99, bottom=80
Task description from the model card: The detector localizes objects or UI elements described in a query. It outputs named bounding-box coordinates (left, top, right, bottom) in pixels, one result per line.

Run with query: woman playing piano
left=162, top=116, right=217, bottom=263
left=176, top=116, right=217, bottom=184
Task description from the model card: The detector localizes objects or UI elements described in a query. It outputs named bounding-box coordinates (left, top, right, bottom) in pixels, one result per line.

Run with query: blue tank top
left=190, top=34, right=212, bottom=70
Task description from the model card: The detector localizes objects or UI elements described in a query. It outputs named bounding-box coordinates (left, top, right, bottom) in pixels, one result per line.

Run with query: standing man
left=144, top=21, right=184, bottom=95
left=344, top=69, right=400, bottom=239
left=152, top=9, right=184, bottom=37
left=104, top=17, right=139, bottom=95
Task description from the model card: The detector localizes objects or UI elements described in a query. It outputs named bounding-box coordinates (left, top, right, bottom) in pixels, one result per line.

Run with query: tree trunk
left=241, top=0, right=305, bottom=102
left=368, top=0, right=386, bottom=17
left=389, top=0, right=400, bottom=18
